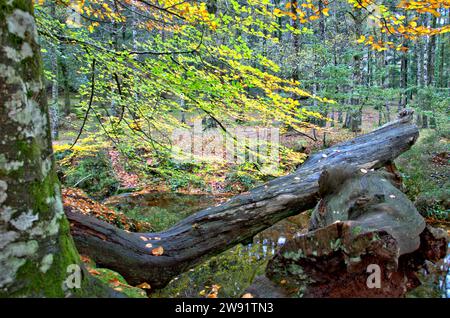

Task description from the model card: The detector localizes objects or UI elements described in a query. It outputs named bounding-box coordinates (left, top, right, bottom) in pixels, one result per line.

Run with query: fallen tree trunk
left=66, top=110, right=419, bottom=288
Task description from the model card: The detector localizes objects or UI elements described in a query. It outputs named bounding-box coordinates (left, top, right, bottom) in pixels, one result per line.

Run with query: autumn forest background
left=0, top=0, right=449, bottom=298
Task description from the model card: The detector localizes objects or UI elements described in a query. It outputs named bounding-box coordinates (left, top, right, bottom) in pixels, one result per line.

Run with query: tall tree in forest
left=291, top=0, right=301, bottom=82
left=49, top=1, right=59, bottom=139
left=0, top=0, right=115, bottom=297
left=347, top=8, right=365, bottom=132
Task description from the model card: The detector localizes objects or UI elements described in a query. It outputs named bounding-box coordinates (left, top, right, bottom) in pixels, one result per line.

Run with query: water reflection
left=243, top=213, right=311, bottom=260
left=246, top=238, right=279, bottom=259
left=435, top=243, right=450, bottom=298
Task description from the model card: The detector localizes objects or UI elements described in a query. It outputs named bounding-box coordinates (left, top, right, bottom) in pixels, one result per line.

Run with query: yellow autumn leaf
left=136, top=282, right=152, bottom=290
left=273, top=8, right=283, bottom=16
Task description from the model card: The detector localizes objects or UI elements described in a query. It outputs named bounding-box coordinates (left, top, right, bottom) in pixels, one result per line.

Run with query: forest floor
left=55, top=108, right=449, bottom=298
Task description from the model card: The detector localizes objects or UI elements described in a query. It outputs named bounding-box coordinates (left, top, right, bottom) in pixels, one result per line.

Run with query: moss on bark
left=0, top=0, right=121, bottom=298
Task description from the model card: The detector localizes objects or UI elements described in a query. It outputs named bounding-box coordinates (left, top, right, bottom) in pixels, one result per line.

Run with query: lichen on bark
left=0, top=0, right=118, bottom=297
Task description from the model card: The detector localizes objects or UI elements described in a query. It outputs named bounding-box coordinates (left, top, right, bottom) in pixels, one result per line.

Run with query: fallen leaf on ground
left=88, top=268, right=100, bottom=275
left=81, top=255, right=92, bottom=264
left=136, top=282, right=151, bottom=289
left=151, top=246, right=164, bottom=256
left=109, top=278, right=121, bottom=287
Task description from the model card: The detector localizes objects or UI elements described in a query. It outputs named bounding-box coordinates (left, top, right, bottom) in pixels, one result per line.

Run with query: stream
left=105, top=191, right=449, bottom=298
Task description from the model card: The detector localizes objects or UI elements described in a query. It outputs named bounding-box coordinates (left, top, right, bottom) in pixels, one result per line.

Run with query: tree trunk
left=0, top=0, right=119, bottom=298
left=66, top=111, right=420, bottom=288
left=399, top=46, right=408, bottom=111
left=60, top=45, right=71, bottom=116
left=398, top=14, right=409, bottom=112
left=423, top=16, right=437, bottom=128
left=290, top=0, right=301, bottom=83
left=438, top=31, right=445, bottom=88
left=337, top=110, right=343, bottom=123
left=385, top=103, right=391, bottom=123
left=417, top=16, right=425, bottom=88
left=49, top=3, right=59, bottom=140
left=382, top=37, right=390, bottom=124
left=330, top=108, right=335, bottom=127
left=426, top=17, right=437, bottom=87
left=349, top=10, right=364, bottom=132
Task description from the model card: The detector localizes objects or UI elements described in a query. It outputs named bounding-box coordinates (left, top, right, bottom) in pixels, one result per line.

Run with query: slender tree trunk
left=291, top=0, right=300, bottom=82
left=50, top=45, right=59, bottom=139
left=426, top=18, right=437, bottom=87
left=349, top=10, right=364, bottom=132
left=316, top=1, right=327, bottom=127
left=110, top=3, right=120, bottom=116
left=399, top=16, right=409, bottom=112
left=330, top=108, right=335, bottom=127
left=426, top=16, right=437, bottom=128
left=382, top=36, right=390, bottom=124
left=49, top=3, right=59, bottom=140
left=60, top=56, right=71, bottom=116
left=338, top=110, right=343, bottom=124
left=439, top=32, right=445, bottom=88
left=417, top=15, right=425, bottom=88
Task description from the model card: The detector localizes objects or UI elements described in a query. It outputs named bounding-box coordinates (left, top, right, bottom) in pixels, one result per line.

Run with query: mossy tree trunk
left=0, top=0, right=118, bottom=297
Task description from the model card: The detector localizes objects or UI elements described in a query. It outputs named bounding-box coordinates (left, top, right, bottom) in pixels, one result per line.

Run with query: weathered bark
left=0, top=0, right=119, bottom=297
left=67, top=110, right=419, bottom=288
left=248, top=166, right=447, bottom=298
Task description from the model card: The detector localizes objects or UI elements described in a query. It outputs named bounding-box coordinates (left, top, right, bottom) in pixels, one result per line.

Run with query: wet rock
left=246, top=165, right=448, bottom=298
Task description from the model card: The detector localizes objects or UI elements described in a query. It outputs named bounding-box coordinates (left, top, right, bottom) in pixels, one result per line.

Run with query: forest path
left=108, top=149, right=140, bottom=189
